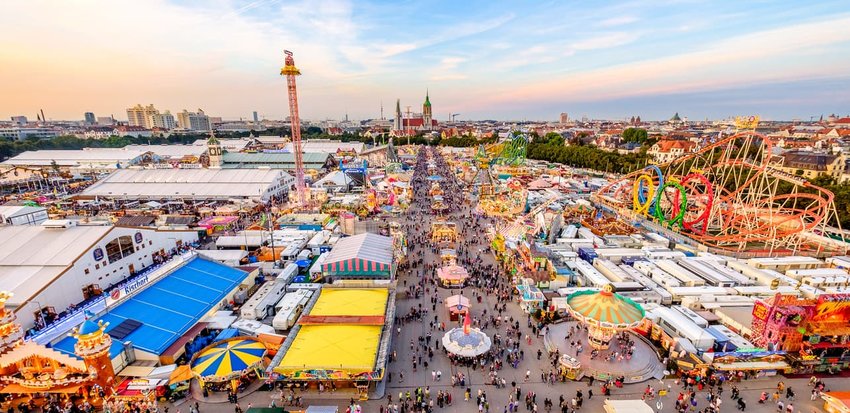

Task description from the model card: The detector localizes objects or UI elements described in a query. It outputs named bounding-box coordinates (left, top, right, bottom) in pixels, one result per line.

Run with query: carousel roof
left=565, top=285, right=645, bottom=327
left=191, top=338, right=267, bottom=381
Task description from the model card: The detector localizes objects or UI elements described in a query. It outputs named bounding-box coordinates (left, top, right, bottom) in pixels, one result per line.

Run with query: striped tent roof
left=322, top=233, right=393, bottom=277
left=565, top=288, right=645, bottom=327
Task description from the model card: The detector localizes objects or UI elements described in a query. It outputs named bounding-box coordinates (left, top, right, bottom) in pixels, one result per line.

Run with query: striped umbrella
left=191, top=339, right=267, bottom=382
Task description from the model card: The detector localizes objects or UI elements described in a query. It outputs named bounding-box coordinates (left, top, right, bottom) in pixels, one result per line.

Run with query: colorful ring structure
left=652, top=181, right=687, bottom=228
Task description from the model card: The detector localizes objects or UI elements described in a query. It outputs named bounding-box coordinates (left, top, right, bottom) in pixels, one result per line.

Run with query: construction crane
left=450, top=113, right=460, bottom=122
left=281, top=50, right=307, bottom=206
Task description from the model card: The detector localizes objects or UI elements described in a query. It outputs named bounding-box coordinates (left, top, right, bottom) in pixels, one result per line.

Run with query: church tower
left=393, top=99, right=403, bottom=131
left=207, top=129, right=222, bottom=168
left=73, top=312, right=115, bottom=398
left=422, top=91, right=432, bottom=130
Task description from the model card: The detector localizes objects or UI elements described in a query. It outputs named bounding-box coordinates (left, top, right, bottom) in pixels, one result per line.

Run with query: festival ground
left=156, top=147, right=841, bottom=413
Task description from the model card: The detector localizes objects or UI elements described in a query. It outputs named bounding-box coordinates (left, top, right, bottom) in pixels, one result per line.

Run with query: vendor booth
left=437, top=265, right=469, bottom=288
left=445, top=295, right=470, bottom=321
left=198, top=216, right=239, bottom=234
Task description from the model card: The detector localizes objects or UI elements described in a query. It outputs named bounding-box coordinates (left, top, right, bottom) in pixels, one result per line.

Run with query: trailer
left=650, top=306, right=715, bottom=351
left=569, top=260, right=610, bottom=287
left=652, top=260, right=706, bottom=287
left=272, top=289, right=313, bottom=331
left=240, top=279, right=288, bottom=320
left=747, top=256, right=824, bottom=272
left=594, top=248, right=645, bottom=264
left=593, top=258, right=633, bottom=283
left=672, top=305, right=710, bottom=328
left=826, top=256, right=850, bottom=270
left=785, top=268, right=848, bottom=280
left=677, top=259, right=736, bottom=287
left=667, top=286, right=735, bottom=303
left=560, top=225, right=578, bottom=239
left=618, top=263, right=673, bottom=305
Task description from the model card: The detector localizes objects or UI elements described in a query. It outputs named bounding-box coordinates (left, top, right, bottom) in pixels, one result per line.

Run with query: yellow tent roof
left=275, top=325, right=380, bottom=375
left=308, top=288, right=388, bottom=317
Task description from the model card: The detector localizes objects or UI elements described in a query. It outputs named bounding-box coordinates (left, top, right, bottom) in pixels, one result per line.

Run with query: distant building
left=96, top=116, right=114, bottom=126
left=84, top=112, right=96, bottom=125
left=559, top=113, right=569, bottom=124
left=126, top=104, right=159, bottom=128
left=150, top=111, right=176, bottom=130
left=176, top=109, right=211, bottom=131
left=0, top=127, right=60, bottom=141
left=778, top=151, right=844, bottom=180
left=113, top=125, right=152, bottom=138
left=648, top=139, right=697, bottom=164
left=253, top=111, right=259, bottom=123
left=10, top=116, right=27, bottom=126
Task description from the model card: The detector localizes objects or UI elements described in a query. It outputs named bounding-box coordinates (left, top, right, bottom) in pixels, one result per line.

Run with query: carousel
left=442, top=314, right=491, bottom=358
left=439, top=249, right=457, bottom=265
left=436, top=264, right=469, bottom=288
left=431, top=220, right=458, bottom=245
left=190, top=338, right=268, bottom=394
left=429, top=182, right=443, bottom=197
left=564, top=284, right=645, bottom=350
left=431, top=196, right=448, bottom=213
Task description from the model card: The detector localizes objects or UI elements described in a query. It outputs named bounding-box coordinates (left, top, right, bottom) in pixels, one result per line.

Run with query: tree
left=544, top=132, right=564, bottom=147
left=622, top=128, right=648, bottom=144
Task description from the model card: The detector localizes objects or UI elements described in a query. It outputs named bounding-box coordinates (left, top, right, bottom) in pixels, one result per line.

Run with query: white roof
left=198, top=249, right=249, bottom=262
left=323, top=233, right=393, bottom=266
left=312, top=170, right=349, bottom=188
left=3, top=148, right=149, bottom=166
left=0, top=225, right=112, bottom=306
left=0, top=205, right=47, bottom=219
left=191, top=138, right=252, bottom=151
left=283, top=140, right=365, bottom=154
left=82, top=168, right=292, bottom=199
left=125, top=145, right=206, bottom=158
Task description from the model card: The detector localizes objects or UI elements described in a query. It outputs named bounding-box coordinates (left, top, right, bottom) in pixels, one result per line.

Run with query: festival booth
left=190, top=337, right=268, bottom=394
left=558, top=354, right=581, bottom=380
left=112, top=378, right=162, bottom=403
left=702, top=350, right=789, bottom=376
left=431, top=221, right=458, bottom=245
left=445, top=295, right=471, bottom=321
left=198, top=215, right=239, bottom=235
left=431, top=196, right=447, bottom=213
left=437, top=265, right=469, bottom=288
left=439, top=249, right=457, bottom=265
left=515, top=279, right=545, bottom=313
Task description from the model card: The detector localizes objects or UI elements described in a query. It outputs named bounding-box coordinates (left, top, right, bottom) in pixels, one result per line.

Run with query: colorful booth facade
left=0, top=295, right=115, bottom=406
left=751, top=293, right=850, bottom=373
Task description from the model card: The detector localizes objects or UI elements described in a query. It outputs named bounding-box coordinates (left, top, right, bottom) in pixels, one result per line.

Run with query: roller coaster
left=594, top=130, right=848, bottom=256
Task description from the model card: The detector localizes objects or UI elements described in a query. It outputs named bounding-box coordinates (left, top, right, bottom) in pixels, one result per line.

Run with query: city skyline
left=2, top=0, right=850, bottom=122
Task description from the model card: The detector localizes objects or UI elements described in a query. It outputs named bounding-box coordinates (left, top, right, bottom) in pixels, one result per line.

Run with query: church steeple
left=394, top=99, right=403, bottom=131
left=422, top=90, right=432, bottom=130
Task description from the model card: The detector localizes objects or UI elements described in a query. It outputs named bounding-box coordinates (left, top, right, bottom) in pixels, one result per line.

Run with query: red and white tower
left=281, top=50, right=307, bottom=206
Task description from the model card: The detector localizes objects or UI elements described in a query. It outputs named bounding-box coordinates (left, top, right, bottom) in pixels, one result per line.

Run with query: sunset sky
left=2, top=0, right=850, bottom=122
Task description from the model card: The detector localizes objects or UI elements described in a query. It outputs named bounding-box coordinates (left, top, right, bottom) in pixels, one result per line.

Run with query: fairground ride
left=594, top=118, right=848, bottom=257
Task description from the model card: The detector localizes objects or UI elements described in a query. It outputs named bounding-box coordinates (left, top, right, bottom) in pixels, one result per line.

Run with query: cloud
left=481, top=14, right=850, bottom=107
left=440, top=57, right=467, bottom=70
left=597, top=16, right=638, bottom=27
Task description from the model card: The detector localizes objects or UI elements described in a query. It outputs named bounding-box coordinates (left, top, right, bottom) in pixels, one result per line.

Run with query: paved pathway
left=181, top=147, right=839, bottom=413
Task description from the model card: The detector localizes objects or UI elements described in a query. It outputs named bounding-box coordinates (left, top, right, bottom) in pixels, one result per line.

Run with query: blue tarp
left=53, top=258, right=248, bottom=356
left=214, top=328, right=241, bottom=341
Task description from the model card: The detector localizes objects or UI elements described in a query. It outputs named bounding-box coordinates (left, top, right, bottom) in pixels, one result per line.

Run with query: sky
left=2, top=0, right=850, bottom=122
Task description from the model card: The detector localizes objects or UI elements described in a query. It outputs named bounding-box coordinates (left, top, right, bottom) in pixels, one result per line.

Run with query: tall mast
left=281, top=50, right=306, bottom=206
